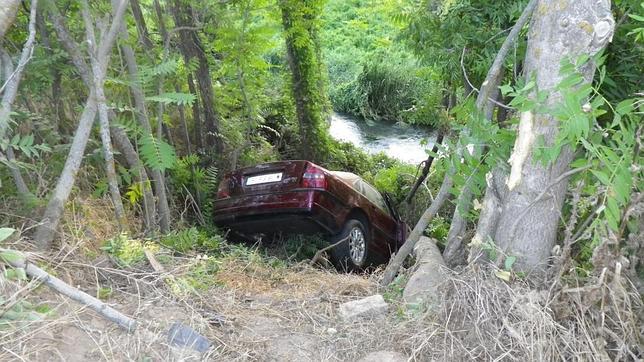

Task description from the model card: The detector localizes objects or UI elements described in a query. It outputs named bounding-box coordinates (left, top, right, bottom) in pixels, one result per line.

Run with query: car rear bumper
left=213, top=189, right=343, bottom=236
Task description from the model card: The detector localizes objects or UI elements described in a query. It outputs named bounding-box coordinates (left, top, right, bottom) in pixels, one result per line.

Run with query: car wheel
left=330, top=218, right=372, bottom=272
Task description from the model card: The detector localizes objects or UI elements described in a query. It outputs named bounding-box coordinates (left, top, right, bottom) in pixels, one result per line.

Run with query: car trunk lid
left=223, top=160, right=309, bottom=197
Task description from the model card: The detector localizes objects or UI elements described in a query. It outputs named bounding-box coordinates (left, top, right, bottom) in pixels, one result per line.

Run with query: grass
left=1, top=197, right=641, bottom=361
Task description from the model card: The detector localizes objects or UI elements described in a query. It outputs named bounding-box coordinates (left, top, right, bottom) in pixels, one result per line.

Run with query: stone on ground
left=358, top=350, right=407, bottom=362
left=338, top=294, right=388, bottom=320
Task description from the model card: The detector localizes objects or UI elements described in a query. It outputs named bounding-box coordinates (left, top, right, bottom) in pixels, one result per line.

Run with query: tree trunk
left=36, top=12, right=65, bottom=134
left=485, top=0, right=614, bottom=272
left=442, top=0, right=537, bottom=267
left=110, top=125, right=157, bottom=232
left=279, top=0, right=327, bottom=161
left=0, top=47, right=33, bottom=200
left=82, top=0, right=126, bottom=229
left=0, top=0, right=20, bottom=41
left=49, top=1, right=157, bottom=233
left=187, top=73, right=203, bottom=149
left=171, top=0, right=221, bottom=155
left=130, top=0, right=153, bottom=50
left=0, top=0, right=38, bottom=142
left=404, top=132, right=445, bottom=204
left=35, top=0, right=129, bottom=249
left=34, top=93, right=98, bottom=248
left=380, top=165, right=455, bottom=286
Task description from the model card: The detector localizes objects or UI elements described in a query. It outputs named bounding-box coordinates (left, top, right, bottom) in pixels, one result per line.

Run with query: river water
left=329, top=113, right=434, bottom=164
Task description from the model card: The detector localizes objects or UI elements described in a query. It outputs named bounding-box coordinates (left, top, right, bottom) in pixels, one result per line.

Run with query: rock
left=358, top=350, right=407, bottom=362
left=338, top=294, right=388, bottom=320
left=403, top=236, right=448, bottom=308
left=326, top=327, right=337, bottom=335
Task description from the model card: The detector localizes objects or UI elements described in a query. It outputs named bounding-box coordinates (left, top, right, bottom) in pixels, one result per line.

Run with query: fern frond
left=146, top=92, right=196, bottom=106
left=138, top=134, right=177, bottom=171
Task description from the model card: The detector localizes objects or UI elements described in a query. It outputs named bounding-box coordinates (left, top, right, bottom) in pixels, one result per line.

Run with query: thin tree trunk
left=49, top=1, right=157, bottom=233
left=442, top=0, right=537, bottom=267
left=82, top=0, right=126, bottom=228
left=187, top=73, right=203, bottom=149
left=171, top=0, right=221, bottom=154
left=129, top=0, right=153, bottom=50
left=4, top=147, right=30, bottom=196
left=36, top=12, right=64, bottom=134
left=0, top=0, right=38, bottom=142
left=490, top=0, right=614, bottom=273
left=35, top=93, right=98, bottom=247
left=110, top=124, right=156, bottom=232
left=0, top=47, right=33, bottom=200
left=128, top=0, right=171, bottom=232
left=35, top=0, right=129, bottom=249
left=405, top=132, right=445, bottom=204
left=279, top=0, right=326, bottom=160
left=380, top=165, right=455, bottom=286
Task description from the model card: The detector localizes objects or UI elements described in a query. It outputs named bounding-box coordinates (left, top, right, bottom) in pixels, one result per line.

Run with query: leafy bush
left=160, top=227, right=223, bottom=254
left=101, top=233, right=158, bottom=267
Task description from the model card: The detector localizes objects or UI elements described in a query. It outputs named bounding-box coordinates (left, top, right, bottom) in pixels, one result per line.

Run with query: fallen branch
left=0, top=248, right=137, bottom=331
left=310, top=236, right=348, bottom=265
left=381, top=167, right=454, bottom=286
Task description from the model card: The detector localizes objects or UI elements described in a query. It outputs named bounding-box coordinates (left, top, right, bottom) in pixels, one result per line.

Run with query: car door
left=358, top=180, right=398, bottom=253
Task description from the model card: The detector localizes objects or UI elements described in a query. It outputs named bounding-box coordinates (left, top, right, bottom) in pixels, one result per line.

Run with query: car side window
left=359, top=180, right=388, bottom=213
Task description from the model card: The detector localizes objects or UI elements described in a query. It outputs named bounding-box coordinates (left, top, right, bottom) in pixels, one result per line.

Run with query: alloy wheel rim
left=348, top=226, right=366, bottom=264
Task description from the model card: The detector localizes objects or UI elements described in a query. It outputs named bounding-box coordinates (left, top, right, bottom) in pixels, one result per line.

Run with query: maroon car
left=213, top=160, right=408, bottom=270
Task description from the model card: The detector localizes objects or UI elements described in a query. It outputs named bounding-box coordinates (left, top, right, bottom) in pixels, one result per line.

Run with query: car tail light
left=301, top=163, right=327, bottom=189
left=217, top=178, right=231, bottom=198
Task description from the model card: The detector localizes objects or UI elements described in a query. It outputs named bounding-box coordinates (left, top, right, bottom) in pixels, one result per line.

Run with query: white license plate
left=246, top=172, right=283, bottom=186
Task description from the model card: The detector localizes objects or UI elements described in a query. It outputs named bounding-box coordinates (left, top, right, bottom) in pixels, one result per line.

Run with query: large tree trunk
left=0, top=0, right=20, bottom=41
left=483, top=0, right=614, bottom=273
left=442, top=0, right=537, bottom=267
left=35, top=0, right=129, bottom=249
left=171, top=0, right=221, bottom=155
left=279, top=0, right=327, bottom=161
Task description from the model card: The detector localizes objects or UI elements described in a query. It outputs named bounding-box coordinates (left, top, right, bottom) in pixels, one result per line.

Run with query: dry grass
left=1, top=198, right=642, bottom=361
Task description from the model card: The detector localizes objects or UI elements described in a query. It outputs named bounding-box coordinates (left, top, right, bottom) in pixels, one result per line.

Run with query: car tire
left=329, top=218, right=372, bottom=272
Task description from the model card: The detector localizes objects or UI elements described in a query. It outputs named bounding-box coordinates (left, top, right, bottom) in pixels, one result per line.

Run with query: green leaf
left=504, top=256, right=517, bottom=271
left=146, top=92, right=196, bottom=106
left=591, top=170, right=611, bottom=185
left=0, top=250, right=24, bottom=265
left=615, top=99, right=634, bottom=115
left=0, top=228, right=15, bottom=242
left=138, top=135, right=177, bottom=171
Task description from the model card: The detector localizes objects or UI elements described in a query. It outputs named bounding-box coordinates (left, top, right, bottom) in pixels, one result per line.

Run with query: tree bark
left=405, top=132, right=445, bottom=204
left=490, top=0, right=614, bottom=273
left=35, top=0, right=129, bottom=249
left=0, top=47, right=33, bottom=200
left=36, top=12, right=65, bottom=134
left=49, top=1, right=157, bottom=233
left=171, top=0, right=221, bottom=154
left=82, top=0, right=127, bottom=229
left=186, top=73, right=203, bottom=149
left=279, top=0, right=327, bottom=161
left=380, top=165, right=455, bottom=286
left=0, top=0, right=20, bottom=41
left=0, top=0, right=38, bottom=142
left=129, top=0, right=153, bottom=50
left=442, top=0, right=537, bottom=267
